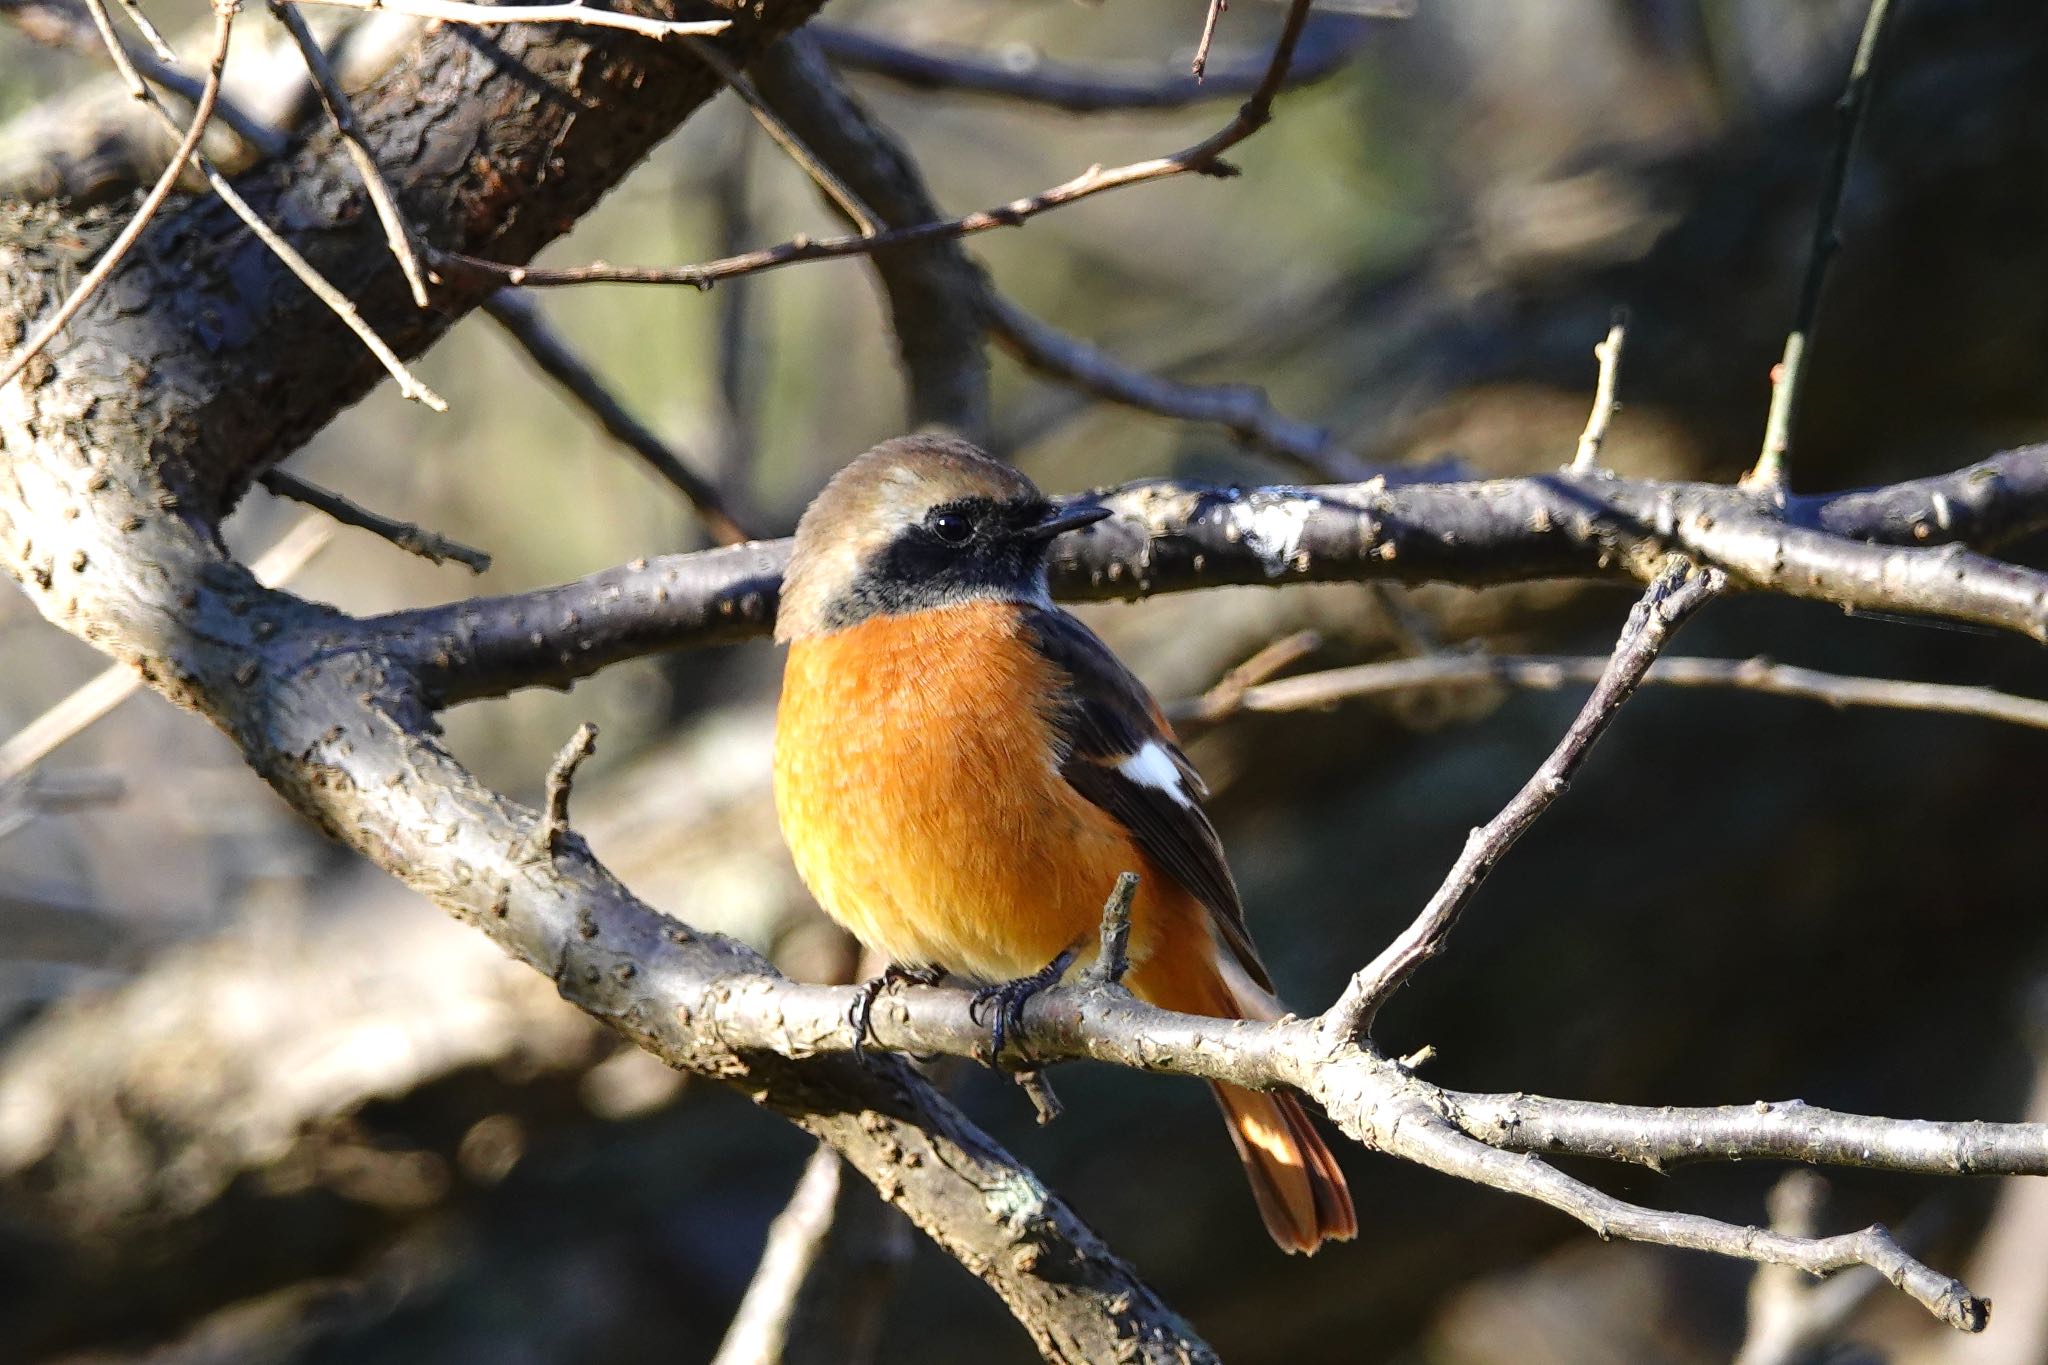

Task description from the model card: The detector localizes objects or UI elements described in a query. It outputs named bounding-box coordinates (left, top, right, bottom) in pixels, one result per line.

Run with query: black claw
left=849, top=962, right=944, bottom=1065
left=969, top=947, right=1079, bottom=1064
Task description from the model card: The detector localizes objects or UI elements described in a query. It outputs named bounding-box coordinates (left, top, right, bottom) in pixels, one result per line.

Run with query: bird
left=771, top=434, right=1357, bottom=1254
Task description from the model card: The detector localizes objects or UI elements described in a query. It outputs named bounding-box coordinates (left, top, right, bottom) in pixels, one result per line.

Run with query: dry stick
left=530, top=722, right=597, bottom=859
left=711, top=1144, right=845, bottom=1365
left=0, top=0, right=234, bottom=392
left=269, top=0, right=430, bottom=308
left=1747, top=0, right=1897, bottom=494
left=1175, top=648, right=2048, bottom=734
left=809, top=15, right=1379, bottom=115
left=77, top=0, right=446, bottom=409
left=259, top=469, right=491, bottom=572
left=0, top=516, right=332, bottom=786
left=1569, top=308, right=1628, bottom=472
left=1380, top=1114, right=1986, bottom=1333
left=983, top=293, right=1366, bottom=481
left=480, top=291, right=753, bottom=545
left=1176, top=629, right=1321, bottom=728
left=1322, top=557, right=1725, bottom=1039
left=431, top=0, right=1324, bottom=291
left=1192, top=0, right=1227, bottom=80
left=285, top=0, right=729, bottom=41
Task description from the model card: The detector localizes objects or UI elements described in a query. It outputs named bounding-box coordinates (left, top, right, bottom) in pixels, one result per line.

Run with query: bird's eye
left=927, top=509, right=973, bottom=545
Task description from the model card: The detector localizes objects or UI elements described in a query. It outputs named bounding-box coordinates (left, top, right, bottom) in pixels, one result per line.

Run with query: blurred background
left=4, top=0, right=2048, bottom=1360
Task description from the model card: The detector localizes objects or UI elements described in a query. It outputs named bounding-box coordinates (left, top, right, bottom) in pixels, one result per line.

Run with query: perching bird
left=771, top=435, right=1356, bottom=1254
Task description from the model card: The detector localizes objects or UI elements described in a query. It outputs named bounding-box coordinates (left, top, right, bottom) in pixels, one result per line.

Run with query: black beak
left=1019, top=503, right=1113, bottom=544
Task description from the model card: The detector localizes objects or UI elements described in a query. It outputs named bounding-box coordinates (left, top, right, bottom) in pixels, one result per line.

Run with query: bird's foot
left=848, top=962, right=945, bottom=1064
left=969, top=947, right=1079, bottom=1066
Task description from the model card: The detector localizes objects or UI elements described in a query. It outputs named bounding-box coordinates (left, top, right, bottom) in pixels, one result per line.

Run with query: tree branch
left=808, top=12, right=1379, bottom=115
left=373, top=446, right=2048, bottom=708
left=1322, top=557, right=1724, bottom=1038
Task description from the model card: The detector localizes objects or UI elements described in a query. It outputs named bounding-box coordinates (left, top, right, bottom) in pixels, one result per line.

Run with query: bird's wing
left=1022, top=606, right=1273, bottom=992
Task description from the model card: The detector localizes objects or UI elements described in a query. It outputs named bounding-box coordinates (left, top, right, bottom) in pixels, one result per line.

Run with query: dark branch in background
left=1324, top=557, right=1724, bottom=1038
left=1748, top=0, right=1897, bottom=494
left=375, top=446, right=2048, bottom=709
left=809, top=12, right=1378, bottom=114
left=750, top=35, right=992, bottom=438
left=259, top=469, right=491, bottom=572
left=984, top=292, right=1368, bottom=479
left=481, top=291, right=755, bottom=545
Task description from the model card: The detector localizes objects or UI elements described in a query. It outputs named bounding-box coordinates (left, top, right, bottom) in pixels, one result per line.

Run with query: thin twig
left=260, top=469, right=491, bottom=572
left=0, top=0, right=234, bottom=393
left=480, top=291, right=752, bottom=544
left=984, top=293, right=1365, bottom=480
left=1192, top=0, right=1226, bottom=80
left=1177, top=629, right=1321, bottom=728
left=1569, top=308, right=1628, bottom=473
left=0, top=517, right=332, bottom=786
left=1733, top=1172, right=1893, bottom=1365
left=682, top=36, right=878, bottom=236
left=1746, top=0, right=1898, bottom=494
left=286, top=0, right=729, bottom=41
left=530, top=722, right=597, bottom=859
left=76, top=0, right=446, bottom=409
left=431, top=0, right=1323, bottom=292
left=809, top=15, right=1381, bottom=115
left=1084, top=871, right=1140, bottom=988
left=1168, top=648, right=2048, bottom=735
left=711, top=1144, right=845, bottom=1365
left=1322, top=557, right=1725, bottom=1039
left=269, top=0, right=430, bottom=308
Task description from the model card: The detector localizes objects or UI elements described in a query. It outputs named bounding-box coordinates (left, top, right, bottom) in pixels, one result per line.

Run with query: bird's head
left=776, top=435, right=1110, bottom=642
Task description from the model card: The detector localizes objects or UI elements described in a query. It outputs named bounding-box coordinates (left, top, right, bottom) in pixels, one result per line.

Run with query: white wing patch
left=1118, top=740, right=1194, bottom=809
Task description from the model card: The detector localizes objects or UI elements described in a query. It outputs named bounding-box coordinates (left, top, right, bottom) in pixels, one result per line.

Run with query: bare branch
left=0, top=517, right=332, bottom=786
left=1192, top=0, right=1227, bottom=81
left=432, top=0, right=1325, bottom=292
left=260, top=469, right=491, bottom=572
left=1748, top=0, right=1898, bottom=494
left=285, top=0, right=730, bottom=41
left=984, top=292, right=1367, bottom=480
left=1084, top=872, right=1140, bottom=989
left=1569, top=309, right=1627, bottom=473
left=269, top=0, right=431, bottom=308
left=712, top=1145, right=845, bottom=1365
left=1177, top=648, right=2048, bottom=735
left=377, top=446, right=2048, bottom=710
left=0, top=0, right=233, bottom=392
left=809, top=14, right=1378, bottom=114
left=1175, top=628, right=1322, bottom=729
left=1322, top=557, right=1724, bottom=1039
left=747, top=35, right=991, bottom=438
left=530, top=722, right=597, bottom=860
left=1441, top=1091, right=2048, bottom=1177
left=480, top=290, right=754, bottom=544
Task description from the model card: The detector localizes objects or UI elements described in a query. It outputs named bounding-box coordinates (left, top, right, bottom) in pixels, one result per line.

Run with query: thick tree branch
left=374, top=446, right=2048, bottom=708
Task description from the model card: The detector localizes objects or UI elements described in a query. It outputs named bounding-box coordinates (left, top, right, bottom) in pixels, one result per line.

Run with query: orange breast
left=773, top=601, right=1182, bottom=981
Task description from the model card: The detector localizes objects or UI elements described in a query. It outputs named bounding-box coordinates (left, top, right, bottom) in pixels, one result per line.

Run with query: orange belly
left=774, top=601, right=1193, bottom=982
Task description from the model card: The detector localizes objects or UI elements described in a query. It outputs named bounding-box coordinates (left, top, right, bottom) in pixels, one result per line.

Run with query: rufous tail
left=1134, top=951, right=1357, bottom=1254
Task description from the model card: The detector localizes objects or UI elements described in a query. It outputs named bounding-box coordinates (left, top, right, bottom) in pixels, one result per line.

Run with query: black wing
left=1023, top=606, right=1273, bottom=992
